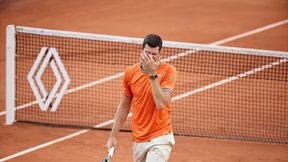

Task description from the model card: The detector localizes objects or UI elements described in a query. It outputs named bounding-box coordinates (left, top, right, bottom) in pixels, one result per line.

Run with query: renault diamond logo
left=27, top=47, right=71, bottom=112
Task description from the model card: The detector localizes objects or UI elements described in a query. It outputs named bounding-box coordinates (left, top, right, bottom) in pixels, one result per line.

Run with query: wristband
left=149, top=74, right=159, bottom=80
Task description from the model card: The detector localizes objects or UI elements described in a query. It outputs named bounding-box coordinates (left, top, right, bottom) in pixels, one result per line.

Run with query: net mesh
left=13, top=26, right=288, bottom=143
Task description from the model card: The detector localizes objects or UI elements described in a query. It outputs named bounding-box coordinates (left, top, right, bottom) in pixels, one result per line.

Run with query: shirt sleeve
left=122, top=68, right=133, bottom=98
left=161, top=66, right=177, bottom=94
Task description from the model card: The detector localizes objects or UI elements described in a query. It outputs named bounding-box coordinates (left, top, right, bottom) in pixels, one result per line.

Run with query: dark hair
left=142, top=34, right=163, bottom=51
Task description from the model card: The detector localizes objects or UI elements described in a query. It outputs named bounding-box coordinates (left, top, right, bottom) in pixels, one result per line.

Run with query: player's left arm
left=150, top=79, right=173, bottom=110
left=141, top=50, right=176, bottom=109
left=150, top=66, right=176, bottom=109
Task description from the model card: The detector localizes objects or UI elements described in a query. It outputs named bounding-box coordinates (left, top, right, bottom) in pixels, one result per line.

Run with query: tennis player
left=106, top=34, right=176, bottom=162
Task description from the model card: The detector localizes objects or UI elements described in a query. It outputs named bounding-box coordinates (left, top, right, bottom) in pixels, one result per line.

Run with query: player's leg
left=146, top=133, right=175, bottom=162
left=133, top=141, right=148, bottom=162
left=146, top=144, right=172, bottom=162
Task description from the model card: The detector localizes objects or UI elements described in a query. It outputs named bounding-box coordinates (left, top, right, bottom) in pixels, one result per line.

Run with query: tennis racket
left=101, top=147, right=115, bottom=162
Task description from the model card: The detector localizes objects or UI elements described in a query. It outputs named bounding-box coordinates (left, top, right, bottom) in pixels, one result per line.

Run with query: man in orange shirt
left=106, top=34, right=176, bottom=162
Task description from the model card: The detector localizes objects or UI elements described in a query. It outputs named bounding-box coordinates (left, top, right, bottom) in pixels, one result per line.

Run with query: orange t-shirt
left=122, top=63, right=177, bottom=142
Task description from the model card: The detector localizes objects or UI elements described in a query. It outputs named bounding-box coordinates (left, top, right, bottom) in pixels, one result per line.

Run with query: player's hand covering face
left=140, top=45, right=161, bottom=73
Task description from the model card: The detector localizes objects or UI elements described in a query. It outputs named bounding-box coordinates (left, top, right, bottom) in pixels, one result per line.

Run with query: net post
left=6, top=25, right=16, bottom=125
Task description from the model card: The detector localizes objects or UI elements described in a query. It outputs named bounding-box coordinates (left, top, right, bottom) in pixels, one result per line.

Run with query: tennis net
left=6, top=25, right=288, bottom=143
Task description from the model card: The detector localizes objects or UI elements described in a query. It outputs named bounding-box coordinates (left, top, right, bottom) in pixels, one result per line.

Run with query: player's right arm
left=106, top=96, right=132, bottom=151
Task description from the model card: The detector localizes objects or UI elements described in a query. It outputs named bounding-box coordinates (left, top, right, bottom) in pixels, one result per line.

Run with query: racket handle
left=108, top=147, right=115, bottom=158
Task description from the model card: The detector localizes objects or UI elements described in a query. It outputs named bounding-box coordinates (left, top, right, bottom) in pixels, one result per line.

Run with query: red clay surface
left=0, top=0, right=288, bottom=161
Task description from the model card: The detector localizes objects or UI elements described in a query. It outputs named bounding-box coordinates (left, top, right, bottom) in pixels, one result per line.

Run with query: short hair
left=142, top=34, right=163, bottom=51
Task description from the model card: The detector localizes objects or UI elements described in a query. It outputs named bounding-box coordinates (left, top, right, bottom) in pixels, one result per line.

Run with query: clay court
left=0, top=0, right=288, bottom=162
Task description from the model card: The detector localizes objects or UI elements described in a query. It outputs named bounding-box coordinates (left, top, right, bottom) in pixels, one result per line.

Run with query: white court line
left=211, top=19, right=288, bottom=45
left=0, top=72, right=125, bottom=117
left=1, top=18, right=287, bottom=117
left=172, top=58, right=287, bottom=101
left=0, top=19, right=287, bottom=161
left=0, top=129, right=89, bottom=162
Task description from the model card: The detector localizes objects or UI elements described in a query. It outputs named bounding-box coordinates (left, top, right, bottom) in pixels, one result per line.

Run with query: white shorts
left=133, top=133, right=175, bottom=162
